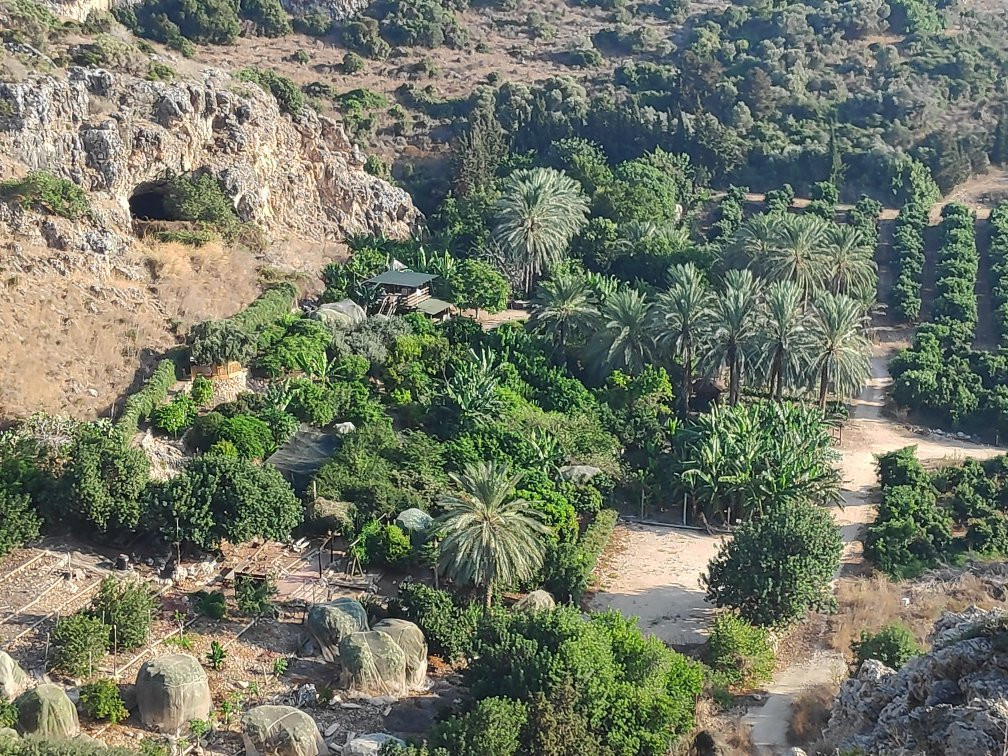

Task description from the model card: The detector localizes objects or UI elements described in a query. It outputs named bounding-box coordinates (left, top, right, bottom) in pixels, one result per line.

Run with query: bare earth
left=590, top=331, right=1003, bottom=753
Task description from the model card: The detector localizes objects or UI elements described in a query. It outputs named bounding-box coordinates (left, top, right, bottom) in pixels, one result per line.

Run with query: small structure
left=362, top=270, right=454, bottom=320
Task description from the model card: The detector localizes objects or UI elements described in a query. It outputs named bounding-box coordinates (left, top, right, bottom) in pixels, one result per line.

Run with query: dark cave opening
left=128, top=184, right=172, bottom=221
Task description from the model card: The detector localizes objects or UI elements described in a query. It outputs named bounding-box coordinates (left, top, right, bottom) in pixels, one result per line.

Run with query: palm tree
left=653, top=263, right=711, bottom=417
left=825, top=225, right=877, bottom=299
left=731, top=212, right=778, bottom=269
left=434, top=462, right=551, bottom=609
left=703, top=269, right=761, bottom=405
left=529, top=270, right=598, bottom=363
left=757, top=280, right=808, bottom=402
left=492, top=168, right=590, bottom=296
left=586, top=287, right=654, bottom=378
left=762, top=214, right=830, bottom=307
left=804, top=292, right=871, bottom=409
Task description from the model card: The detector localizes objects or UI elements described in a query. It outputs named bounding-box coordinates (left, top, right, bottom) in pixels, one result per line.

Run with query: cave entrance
left=128, top=183, right=172, bottom=221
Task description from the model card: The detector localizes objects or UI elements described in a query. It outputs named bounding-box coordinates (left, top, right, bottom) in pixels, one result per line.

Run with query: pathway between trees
left=591, top=330, right=1002, bottom=754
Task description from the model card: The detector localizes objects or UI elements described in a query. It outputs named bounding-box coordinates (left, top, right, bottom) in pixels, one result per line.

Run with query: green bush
left=188, top=412, right=275, bottom=460
left=89, top=577, right=156, bottom=651
left=117, top=0, right=240, bottom=45
left=0, top=487, right=41, bottom=557
left=229, top=284, right=297, bottom=334
left=163, top=174, right=237, bottom=232
left=389, top=582, right=480, bottom=662
left=50, top=613, right=110, bottom=678
left=118, top=359, right=176, bottom=430
left=189, top=320, right=257, bottom=366
left=342, top=51, right=365, bottom=73
left=237, top=67, right=305, bottom=116
left=235, top=574, right=276, bottom=615
left=542, top=508, right=616, bottom=604
left=151, top=394, right=198, bottom=436
left=191, top=376, right=213, bottom=407
left=0, top=699, right=15, bottom=729
left=292, top=10, right=332, bottom=36
left=239, top=0, right=291, bottom=37
left=431, top=697, right=527, bottom=754
left=852, top=622, right=922, bottom=670
left=865, top=484, right=954, bottom=579
left=146, top=61, right=176, bottom=81
left=380, top=0, right=467, bottom=49
left=706, top=612, right=775, bottom=689
left=0, top=171, right=88, bottom=219
left=193, top=590, right=227, bottom=619
left=79, top=679, right=128, bottom=724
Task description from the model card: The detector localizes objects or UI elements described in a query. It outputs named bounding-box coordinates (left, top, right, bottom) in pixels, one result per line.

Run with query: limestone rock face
left=823, top=608, right=1008, bottom=755
left=278, top=0, right=370, bottom=23
left=15, top=684, right=80, bottom=739
left=0, top=652, right=30, bottom=701
left=135, top=654, right=212, bottom=733
left=339, top=631, right=407, bottom=696
left=241, top=705, right=326, bottom=756
left=372, top=619, right=427, bottom=689
left=0, top=66, right=418, bottom=253
left=306, top=599, right=369, bottom=663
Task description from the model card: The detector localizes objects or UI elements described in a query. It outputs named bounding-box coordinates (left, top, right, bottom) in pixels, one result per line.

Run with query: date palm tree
left=529, top=270, right=598, bottom=364
left=731, top=212, right=778, bottom=269
left=762, top=214, right=830, bottom=307
left=703, top=269, right=761, bottom=405
left=653, top=263, right=711, bottom=417
left=756, top=280, right=809, bottom=402
left=804, top=292, right=871, bottom=409
left=586, top=287, right=654, bottom=378
left=825, top=225, right=877, bottom=300
left=492, top=168, right=590, bottom=296
left=434, top=462, right=551, bottom=609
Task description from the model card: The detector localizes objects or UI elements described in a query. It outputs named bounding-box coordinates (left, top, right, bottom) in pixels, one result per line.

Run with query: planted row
left=989, top=202, right=1008, bottom=343
left=890, top=161, right=938, bottom=321
left=931, top=202, right=978, bottom=332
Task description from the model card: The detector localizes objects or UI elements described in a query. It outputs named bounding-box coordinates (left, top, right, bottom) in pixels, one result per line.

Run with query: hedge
left=931, top=203, right=977, bottom=332
left=228, top=283, right=297, bottom=333
left=117, top=359, right=176, bottom=430
left=989, top=203, right=1008, bottom=344
left=543, top=508, right=617, bottom=604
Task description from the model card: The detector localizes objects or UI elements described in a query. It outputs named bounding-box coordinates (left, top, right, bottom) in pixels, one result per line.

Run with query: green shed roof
left=415, top=298, right=454, bottom=315
left=362, top=270, right=435, bottom=288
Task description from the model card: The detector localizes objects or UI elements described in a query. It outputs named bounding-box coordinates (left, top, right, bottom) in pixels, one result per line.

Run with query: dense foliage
left=0, top=171, right=89, bottom=219
left=705, top=612, right=775, bottom=689
left=851, top=621, right=922, bottom=670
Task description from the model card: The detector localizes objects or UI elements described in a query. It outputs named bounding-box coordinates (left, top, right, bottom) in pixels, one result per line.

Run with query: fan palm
left=825, top=225, right=877, bottom=299
left=653, top=263, right=711, bottom=417
left=703, top=269, right=761, bottom=405
left=804, top=292, right=872, bottom=409
left=757, top=280, right=809, bottom=402
left=492, top=168, right=590, bottom=295
left=529, top=270, right=598, bottom=363
left=762, top=214, right=830, bottom=306
left=434, top=462, right=551, bottom=609
left=586, top=287, right=654, bottom=378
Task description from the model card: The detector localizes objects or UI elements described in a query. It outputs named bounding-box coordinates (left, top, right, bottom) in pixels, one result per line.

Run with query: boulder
left=558, top=465, right=602, bottom=484
left=306, top=599, right=369, bottom=663
left=0, top=652, right=30, bottom=701
left=135, top=654, right=212, bottom=733
left=394, top=509, right=433, bottom=549
left=372, top=619, right=427, bottom=689
left=15, top=684, right=79, bottom=739
left=339, top=631, right=407, bottom=696
left=343, top=733, right=405, bottom=756
left=241, top=705, right=326, bottom=756
left=515, top=590, right=556, bottom=612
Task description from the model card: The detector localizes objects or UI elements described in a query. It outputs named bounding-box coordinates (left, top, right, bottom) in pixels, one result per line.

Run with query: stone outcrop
left=135, top=654, right=212, bottom=733
left=0, top=652, right=30, bottom=701
left=823, top=608, right=1008, bottom=755
left=14, top=684, right=80, bottom=739
left=241, top=705, right=326, bottom=756
left=279, top=0, right=370, bottom=22
left=0, top=66, right=418, bottom=254
left=306, top=599, right=369, bottom=663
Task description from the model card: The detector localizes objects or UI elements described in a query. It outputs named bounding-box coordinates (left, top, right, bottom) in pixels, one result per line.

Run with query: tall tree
left=529, top=270, right=599, bottom=363
left=703, top=269, right=761, bottom=405
left=804, top=292, right=872, bottom=408
left=586, top=287, right=654, bottom=378
left=492, top=168, right=590, bottom=295
left=757, top=280, right=808, bottom=402
left=762, top=213, right=830, bottom=307
left=825, top=224, right=877, bottom=300
left=434, top=462, right=551, bottom=608
left=653, top=264, right=711, bottom=417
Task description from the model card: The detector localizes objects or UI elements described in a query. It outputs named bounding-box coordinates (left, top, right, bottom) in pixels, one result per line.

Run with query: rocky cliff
left=823, top=608, right=1008, bottom=755
left=0, top=65, right=418, bottom=254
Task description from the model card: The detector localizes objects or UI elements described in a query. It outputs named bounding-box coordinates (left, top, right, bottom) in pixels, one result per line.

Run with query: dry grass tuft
left=788, top=682, right=839, bottom=747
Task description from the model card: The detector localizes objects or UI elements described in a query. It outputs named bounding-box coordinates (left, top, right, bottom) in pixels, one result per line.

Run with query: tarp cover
left=266, top=426, right=342, bottom=493
left=135, top=654, right=211, bottom=733
left=339, top=631, right=407, bottom=695
left=372, top=619, right=427, bottom=689
left=241, top=705, right=326, bottom=756
left=306, top=599, right=369, bottom=662
left=515, top=590, right=556, bottom=612
left=313, top=300, right=365, bottom=331
left=15, top=684, right=79, bottom=739
left=394, top=508, right=433, bottom=548
left=0, top=652, right=29, bottom=701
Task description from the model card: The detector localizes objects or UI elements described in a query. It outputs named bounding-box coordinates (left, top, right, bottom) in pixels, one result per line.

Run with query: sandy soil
left=590, top=332, right=1004, bottom=752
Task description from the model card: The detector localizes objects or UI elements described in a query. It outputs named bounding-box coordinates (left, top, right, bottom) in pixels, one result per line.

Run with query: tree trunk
left=679, top=341, right=691, bottom=418
left=728, top=345, right=740, bottom=405
left=772, top=348, right=784, bottom=402
left=818, top=362, right=830, bottom=410
left=483, top=581, right=494, bottom=611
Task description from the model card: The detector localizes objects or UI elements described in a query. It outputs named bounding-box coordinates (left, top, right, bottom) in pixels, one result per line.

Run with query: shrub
left=191, top=376, right=213, bottom=407
left=342, top=52, right=365, bottom=73
left=146, top=61, right=175, bottom=81
left=239, top=0, right=291, bottom=37
left=706, top=613, right=775, bottom=689
left=341, top=17, right=390, bottom=58
left=381, top=0, right=467, bottom=49
left=164, top=174, right=237, bottom=231
left=0, top=171, right=89, bottom=219
left=50, top=613, right=110, bottom=678
left=151, top=394, right=198, bottom=436
left=235, top=574, right=276, bottom=615
left=389, top=582, right=480, bottom=662
left=0, top=699, right=15, bottom=728
left=864, top=484, right=953, bottom=579
left=79, top=679, right=128, bottom=723
left=194, top=590, right=227, bottom=619
left=292, top=10, right=332, bottom=36
left=237, top=67, right=305, bottom=116
left=229, top=284, right=297, bottom=333
left=189, top=412, right=274, bottom=460
left=89, top=577, right=156, bottom=651
left=118, top=359, right=176, bottom=430
left=0, top=487, right=41, bottom=557
left=189, top=320, right=257, bottom=366
left=703, top=499, right=842, bottom=626
left=431, top=697, right=527, bottom=754
left=852, top=622, right=922, bottom=670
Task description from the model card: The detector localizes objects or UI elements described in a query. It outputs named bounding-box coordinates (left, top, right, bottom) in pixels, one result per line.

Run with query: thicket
left=118, top=359, right=176, bottom=430
left=79, top=679, right=129, bottom=723
left=0, top=171, right=89, bottom=219
left=851, top=622, right=922, bottom=670
left=705, top=612, right=775, bottom=689
left=930, top=203, right=978, bottom=332
left=541, top=508, right=616, bottom=603
left=889, top=160, right=939, bottom=321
